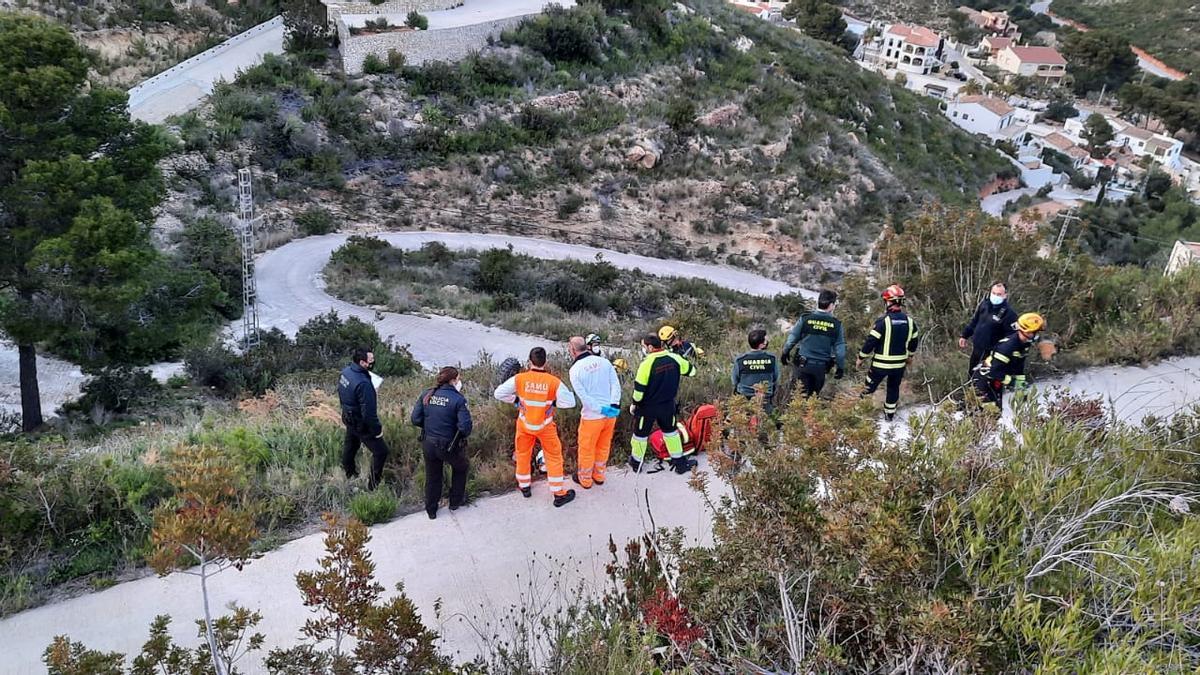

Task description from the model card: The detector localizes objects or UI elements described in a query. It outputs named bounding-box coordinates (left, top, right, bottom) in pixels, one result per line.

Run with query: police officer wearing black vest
left=780, top=289, right=846, bottom=398
left=338, top=347, right=390, bottom=490
left=732, top=329, right=780, bottom=413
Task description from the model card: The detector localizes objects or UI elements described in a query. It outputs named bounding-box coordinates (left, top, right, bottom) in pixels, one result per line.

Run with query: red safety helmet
left=881, top=284, right=905, bottom=303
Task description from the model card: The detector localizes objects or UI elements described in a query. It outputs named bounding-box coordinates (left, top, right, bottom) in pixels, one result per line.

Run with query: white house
left=876, top=24, right=942, bottom=75
left=1165, top=240, right=1200, bottom=276
left=995, top=45, right=1067, bottom=84
left=945, top=95, right=1016, bottom=138
left=1115, top=124, right=1184, bottom=169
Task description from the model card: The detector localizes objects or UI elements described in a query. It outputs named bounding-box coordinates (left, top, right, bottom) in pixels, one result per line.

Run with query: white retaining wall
left=339, top=15, right=530, bottom=73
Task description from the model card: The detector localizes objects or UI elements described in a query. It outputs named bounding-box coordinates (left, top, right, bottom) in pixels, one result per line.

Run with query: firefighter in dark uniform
left=960, top=281, right=1019, bottom=377
left=972, top=312, right=1045, bottom=413
left=857, top=285, right=920, bottom=421
left=780, top=289, right=846, bottom=398
left=338, top=348, right=390, bottom=490
left=732, top=328, right=780, bottom=414
left=411, top=366, right=472, bottom=520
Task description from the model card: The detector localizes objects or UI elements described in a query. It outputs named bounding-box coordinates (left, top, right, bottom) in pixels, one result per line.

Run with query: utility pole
left=1054, top=206, right=1081, bottom=251
left=237, top=168, right=261, bottom=350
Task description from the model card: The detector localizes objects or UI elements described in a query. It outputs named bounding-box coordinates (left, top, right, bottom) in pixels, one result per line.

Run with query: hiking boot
left=426, top=509, right=437, bottom=520
left=570, top=472, right=592, bottom=489
left=885, top=413, right=896, bottom=422
left=520, top=486, right=532, bottom=498
left=669, top=457, right=698, bottom=475
left=449, top=500, right=464, bottom=511
left=553, top=490, right=576, bottom=508
left=628, top=456, right=642, bottom=473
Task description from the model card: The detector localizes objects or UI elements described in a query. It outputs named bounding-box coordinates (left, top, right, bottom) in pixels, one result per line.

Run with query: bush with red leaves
left=641, top=587, right=705, bottom=647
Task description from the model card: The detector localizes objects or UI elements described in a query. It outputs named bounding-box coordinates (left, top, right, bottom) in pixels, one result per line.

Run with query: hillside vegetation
left=1052, top=0, right=1198, bottom=74
left=167, top=0, right=1011, bottom=284
left=0, top=0, right=278, bottom=86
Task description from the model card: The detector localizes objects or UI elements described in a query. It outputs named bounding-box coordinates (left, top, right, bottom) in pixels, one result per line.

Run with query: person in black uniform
left=972, top=313, right=1046, bottom=413
left=780, top=289, right=846, bottom=398
left=411, top=366, right=472, bottom=520
left=960, top=281, right=1018, bottom=377
left=857, top=285, right=920, bottom=421
left=338, top=348, right=390, bottom=490
left=732, top=329, right=779, bottom=413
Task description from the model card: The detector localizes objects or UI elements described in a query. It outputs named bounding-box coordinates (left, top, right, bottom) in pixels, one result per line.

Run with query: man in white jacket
left=567, top=336, right=622, bottom=488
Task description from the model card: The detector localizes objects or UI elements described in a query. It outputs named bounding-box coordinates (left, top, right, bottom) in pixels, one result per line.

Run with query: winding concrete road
left=258, top=231, right=810, bottom=368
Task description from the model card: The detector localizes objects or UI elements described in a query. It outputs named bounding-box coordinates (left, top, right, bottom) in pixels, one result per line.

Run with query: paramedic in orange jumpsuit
left=494, top=347, right=578, bottom=507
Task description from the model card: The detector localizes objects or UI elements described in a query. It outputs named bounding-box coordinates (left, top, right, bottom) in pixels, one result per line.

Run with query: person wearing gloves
left=780, top=289, right=846, bottom=398
left=567, top=336, right=622, bottom=489
left=411, top=366, right=472, bottom=520
left=494, top=347, right=578, bottom=507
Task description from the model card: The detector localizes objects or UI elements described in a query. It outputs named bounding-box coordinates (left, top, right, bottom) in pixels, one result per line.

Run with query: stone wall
left=323, top=0, right=458, bottom=18
left=339, top=14, right=531, bottom=74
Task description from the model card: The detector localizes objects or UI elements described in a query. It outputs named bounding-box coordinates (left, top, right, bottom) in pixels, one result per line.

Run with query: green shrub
left=361, top=53, right=387, bottom=75
left=505, top=3, right=605, bottom=64
left=295, top=206, right=337, bottom=236
left=556, top=191, right=586, bottom=219
left=405, top=10, right=428, bottom=30
left=666, top=97, right=697, bottom=136
left=65, top=367, right=163, bottom=418
left=473, top=248, right=518, bottom=294
left=348, top=489, right=397, bottom=525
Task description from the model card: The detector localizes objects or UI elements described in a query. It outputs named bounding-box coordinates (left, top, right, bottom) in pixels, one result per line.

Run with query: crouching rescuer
left=494, top=347, right=578, bottom=507
left=972, top=312, right=1046, bottom=412
left=630, top=334, right=697, bottom=475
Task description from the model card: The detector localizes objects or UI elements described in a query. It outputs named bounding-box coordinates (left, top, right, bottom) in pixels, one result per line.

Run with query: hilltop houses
left=995, top=45, right=1067, bottom=84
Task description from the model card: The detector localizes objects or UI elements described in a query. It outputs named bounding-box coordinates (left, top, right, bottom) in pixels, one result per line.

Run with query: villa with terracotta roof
left=980, top=35, right=1013, bottom=56
left=874, top=23, right=942, bottom=75
left=957, top=6, right=1018, bottom=36
left=995, top=45, right=1067, bottom=83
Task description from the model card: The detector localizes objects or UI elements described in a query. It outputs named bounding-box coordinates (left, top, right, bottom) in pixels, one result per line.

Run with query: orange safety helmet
left=881, top=284, right=905, bottom=303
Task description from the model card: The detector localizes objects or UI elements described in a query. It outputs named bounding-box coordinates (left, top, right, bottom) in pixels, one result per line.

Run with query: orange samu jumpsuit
left=494, top=368, right=577, bottom=498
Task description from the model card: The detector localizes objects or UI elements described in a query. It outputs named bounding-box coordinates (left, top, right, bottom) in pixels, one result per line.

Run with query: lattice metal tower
left=237, top=168, right=261, bottom=349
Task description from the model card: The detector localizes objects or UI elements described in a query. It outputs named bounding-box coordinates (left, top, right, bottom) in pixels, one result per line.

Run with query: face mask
left=364, top=361, right=375, bottom=371
left=990, top=294, right=1004, bottom=306
left=453, top=380, right=462, bottom=392
left=591, top=345, right=601, bottom=355
left=640, top=345, right=649, bottom=355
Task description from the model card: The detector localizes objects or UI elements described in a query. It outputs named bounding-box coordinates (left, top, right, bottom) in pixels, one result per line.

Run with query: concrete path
left=258, top=231, right=811, bottom=368
left=127, top=16, right=285, bottom=124
left=0, top=458, right=724, bottom=673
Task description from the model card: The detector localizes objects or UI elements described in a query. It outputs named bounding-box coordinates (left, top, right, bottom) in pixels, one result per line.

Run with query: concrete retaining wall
left=325, top=0, right=458, bottom=16
left=339, top=14, right=529, bottom=74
